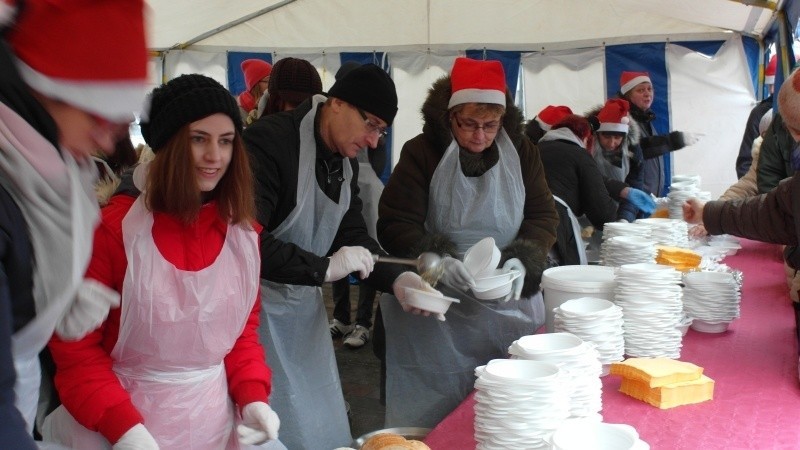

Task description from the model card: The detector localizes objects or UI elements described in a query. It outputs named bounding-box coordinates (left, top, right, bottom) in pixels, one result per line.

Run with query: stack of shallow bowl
left=473, top=359, right=569, bottom=450
left=614, top=263, right=684, bottom=358
left=635, top=218, right=689, bottom=248
left=600, top=236, right=657, bottom=267
left=601, top=222, right=653, bottom=241
left=666, top=180, right=700, bottom=219
left=683, top=271, right=741, bottom=333
left=508, top=333, right=602, bottom=420
left=463, top=237, right=522, bottom=300
left=553, top=297, right=625, bottom=375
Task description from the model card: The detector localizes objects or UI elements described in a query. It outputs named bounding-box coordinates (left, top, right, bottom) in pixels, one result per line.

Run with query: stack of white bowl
left=508, top=333, right=602, bottom=419
left=474, top=359, right=569, bottom=450
left=601, top=222, right=653, bottom=241
left=634, top=218, right=689, bottom=248
left=683, top=271, right=741, bottom=333
left=547, top=419, right=650, bottom=450
left=599, top=236, right=657, bottom=267
left=614, top=263, right=684, bottom=358
left=666, top=180, right=700, bottom=219
left=553, top=297, right=625, bottom=374
left=463, top=237, right=522, bottom=300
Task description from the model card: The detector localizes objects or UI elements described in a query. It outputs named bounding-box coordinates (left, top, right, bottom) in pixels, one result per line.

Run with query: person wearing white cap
left=683, top=67, right=800, bottom=385
left=0, top=1, right=148, bottom=447
left=618, top=71, right=701, bottom=197
left=377, top=57, right=558, bottom=427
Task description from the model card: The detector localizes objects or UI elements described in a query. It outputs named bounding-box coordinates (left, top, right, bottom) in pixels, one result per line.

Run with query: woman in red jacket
left=42, top=74, right=283, bottom=449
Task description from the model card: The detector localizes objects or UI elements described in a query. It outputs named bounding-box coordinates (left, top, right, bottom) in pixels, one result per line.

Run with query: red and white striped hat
left=4, top=0, right=149, bottom=123
left=619, top=71, right=651, bottom=95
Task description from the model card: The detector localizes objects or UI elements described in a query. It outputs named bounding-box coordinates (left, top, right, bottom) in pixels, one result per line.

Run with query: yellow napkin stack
left=610, top=357, right=714, bottom=409
left=655, top=246, right=702, bottom=272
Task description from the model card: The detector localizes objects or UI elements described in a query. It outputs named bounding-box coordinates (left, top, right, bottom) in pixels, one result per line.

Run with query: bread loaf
left=619, top=374, right=715, bottom=409
left=360, top=433, right=431, bottom=450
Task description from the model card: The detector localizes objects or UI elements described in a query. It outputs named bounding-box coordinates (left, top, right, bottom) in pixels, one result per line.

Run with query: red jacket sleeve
left=225, top=221, right=272, bottom=409
left=48, top=195, right=143, bottom=444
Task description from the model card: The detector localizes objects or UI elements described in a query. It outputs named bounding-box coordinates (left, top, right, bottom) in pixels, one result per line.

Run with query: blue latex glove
left=627, top=188, right=656, bottom=216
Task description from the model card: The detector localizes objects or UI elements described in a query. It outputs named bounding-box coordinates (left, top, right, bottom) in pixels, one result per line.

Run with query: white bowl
left=463, top=237, right=501, bottom=278
left=402, top=287, right=460, bottom=314
left=690, top=319, right=730, bottom=333
left=473, top=269, right=520, bottom=290
left=471, top=281, right=512, bottom=300
left=551, top=420, right=638, bottom=450
left=513, top=332, right=584, bottom=356
left=482, top=359, right=560, bottom=383
left=559, top=297, right=616, bottom=316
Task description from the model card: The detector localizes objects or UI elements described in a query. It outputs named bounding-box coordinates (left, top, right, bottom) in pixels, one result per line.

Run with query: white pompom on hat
left=447, top=57, right=507, bottom=109
left=619, top=71, right=652, bottom=95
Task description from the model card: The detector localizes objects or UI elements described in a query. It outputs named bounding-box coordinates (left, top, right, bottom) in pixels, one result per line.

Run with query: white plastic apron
left=553, top=195, right=588, bottom=265
left=382, top=130, right=545, bottom=428
left=258, top=94, right=354, bottom=450
left=356, top=151, right=383, bottom=240
left=43, top=194, right=263, bottom=449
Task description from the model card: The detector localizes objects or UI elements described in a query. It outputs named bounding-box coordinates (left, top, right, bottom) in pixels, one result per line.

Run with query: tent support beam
left=171, top=0, right=298, bottom=50
left=727, top=0, right=777, bottom=9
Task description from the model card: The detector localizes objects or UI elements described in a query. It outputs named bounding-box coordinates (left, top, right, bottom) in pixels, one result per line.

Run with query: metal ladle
left=373, top=252, right=443, bottom=286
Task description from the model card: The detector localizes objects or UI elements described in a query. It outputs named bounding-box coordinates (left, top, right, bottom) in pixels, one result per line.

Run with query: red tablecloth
left=423, top=240, right=800, bottom=450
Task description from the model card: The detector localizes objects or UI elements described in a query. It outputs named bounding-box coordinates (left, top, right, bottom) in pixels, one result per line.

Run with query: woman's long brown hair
left=145, top=125, right=255, bottom=226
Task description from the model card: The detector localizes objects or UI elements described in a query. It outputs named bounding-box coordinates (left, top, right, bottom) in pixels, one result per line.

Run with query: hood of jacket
left=420, top=76, right=528, bottom=151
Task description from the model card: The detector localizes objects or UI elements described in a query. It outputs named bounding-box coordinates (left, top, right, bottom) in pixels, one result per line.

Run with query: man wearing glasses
left=243, top=63, right=438, bottom=450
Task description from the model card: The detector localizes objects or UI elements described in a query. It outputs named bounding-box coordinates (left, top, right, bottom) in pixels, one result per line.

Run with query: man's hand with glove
left=501, top=258, right=526, bottom=302
left=393, top=271, right=447, bottom=321
left=438, top=256, right=476, bottom=291
left=623, top=187, right=656, bottom=216
left=56, top=279, right=121, bottom=341
left=237, top=402, right=280, bottom=445
left=113, top=424, right=159, bottom=450
left=324, top=246, right=375, bottom=282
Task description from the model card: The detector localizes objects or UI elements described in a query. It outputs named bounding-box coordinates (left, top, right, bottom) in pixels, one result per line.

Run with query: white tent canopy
left=143, top=0, right=795, bottom=198
left=147, top=0, right=781, bottom=53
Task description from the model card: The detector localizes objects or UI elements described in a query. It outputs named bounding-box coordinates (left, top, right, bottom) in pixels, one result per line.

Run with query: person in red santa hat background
left=0, top=0, right=149, bottom=448
left=237, top=59, right=272, bottom=126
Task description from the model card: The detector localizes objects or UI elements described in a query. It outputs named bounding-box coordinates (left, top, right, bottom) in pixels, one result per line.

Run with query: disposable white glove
left=324, top=246, right=375, bottom=282
left=501, top=258, right=526, bottom=302
left=393, top=271, right=447, bottom=321
left=237, top=401, right=280, bottom=445
left=438, top=256, right=475, bottom=290
left=681, top=131, right=703, bottom=147
left=113, top=424, right=159, bottom=450
left=55, top=279, right=120, bottom=341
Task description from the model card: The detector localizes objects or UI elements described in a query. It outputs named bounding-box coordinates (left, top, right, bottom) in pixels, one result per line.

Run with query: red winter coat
left=48, top=194, right=271, bottom=444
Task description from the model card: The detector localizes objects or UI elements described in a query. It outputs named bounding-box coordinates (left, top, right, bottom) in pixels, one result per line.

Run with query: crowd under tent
left=143, top=0, right=800, bottom=198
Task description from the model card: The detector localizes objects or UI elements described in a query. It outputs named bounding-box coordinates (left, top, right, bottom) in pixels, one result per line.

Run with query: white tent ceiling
left=146, top=0, right=783, bottom=54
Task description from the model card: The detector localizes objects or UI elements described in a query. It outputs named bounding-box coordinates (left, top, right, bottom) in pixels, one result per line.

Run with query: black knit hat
left=267, top=57, right=323, bottom=105
left=327, top=64, right=398, bottom=126
left=140, top=74, right=242, bottom=150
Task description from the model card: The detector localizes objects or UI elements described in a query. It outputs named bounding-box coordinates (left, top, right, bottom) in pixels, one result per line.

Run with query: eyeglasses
left=356, top=107, right=388, bottom=138
left=452, top=114, right=501, bottom=134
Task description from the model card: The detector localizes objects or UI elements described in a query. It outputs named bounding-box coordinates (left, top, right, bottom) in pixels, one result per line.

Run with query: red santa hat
left=241, top=59, right=273, bottom=92
left=619, top=71, right=652, bottom=95
left=5, top=0, right=149, bottom=123
left=448, top=57, right=507, bottom=109
left=765, top=55, right=777, bottom=85
left=535, top=105, right=573, bottom=131
left=596, top=98, right=630, bottom=133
